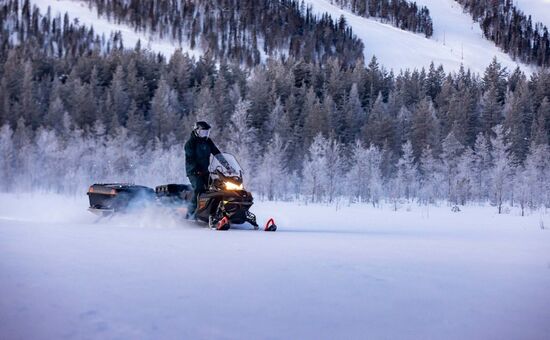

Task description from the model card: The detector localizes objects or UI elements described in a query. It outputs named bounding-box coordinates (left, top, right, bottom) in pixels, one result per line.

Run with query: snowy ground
left=1, top=193, right=549, bottom=339
left=305, top=0, right=534, bottom=74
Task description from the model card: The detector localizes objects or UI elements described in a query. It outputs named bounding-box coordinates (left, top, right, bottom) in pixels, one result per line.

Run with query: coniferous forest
left=0, top=1, right=549, bottom=213
left=457, top=0, right=550, bottom=67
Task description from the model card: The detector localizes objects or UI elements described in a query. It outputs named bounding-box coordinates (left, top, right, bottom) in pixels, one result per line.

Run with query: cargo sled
left=87, top=183, right=155, bottom=215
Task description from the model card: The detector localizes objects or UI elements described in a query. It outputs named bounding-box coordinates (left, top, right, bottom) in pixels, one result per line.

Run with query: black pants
left=187, top=174, right=208, bottom=216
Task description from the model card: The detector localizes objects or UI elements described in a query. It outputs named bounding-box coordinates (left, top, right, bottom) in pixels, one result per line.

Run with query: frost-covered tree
left=396, top=140, right=418, bottom=201
left=109, top=65, right=130, bottom=128
left=0, top=124, right=14, bottom=191
left=523, top=143, right=550, bottom=209
left=324, top=137, right=344, bottom=203
left=502, top=86, right=531, bottom=164
left=303, top=88, right=325, bottom=146
left=150, top=76, right=181, bottom=144
left=34, top=128, right=62, bottom=191
left=257, top=134, right=287, bottom=200
left=343, top=83, right=365, bottom=143
left=126, top=100, right=147, bottom=143
left=301, top=134, right=345, bottom=203
left=418, top=145, right=443, bottom=204
left=455, top=148, right=475, bottom=205
left=411, top=97, right=440, bottom=159
left=441, top=130, right=465, bottom=204
left=12, top=118, right=33, bottom=191
left=302, top=134, right=327, bottom=203
left=490, top=125, right=513, bottom=214
left=531, top=97, right=550, bottom=146
left=514, top=165, right=529, bottom=216
left=226, top=99, right=257, bottom=186
left=347, top=141, right=383, bottom=205
left=195, top=85, right=217, bottom=135
left=471, top=133, right=492, bottom=201
left=480, top=84, right=502, bottom=138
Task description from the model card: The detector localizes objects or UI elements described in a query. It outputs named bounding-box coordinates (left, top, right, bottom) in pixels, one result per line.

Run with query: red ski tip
left=216, top=216, right=230, bottom=230
left=264, top=218, right=277, bottom=232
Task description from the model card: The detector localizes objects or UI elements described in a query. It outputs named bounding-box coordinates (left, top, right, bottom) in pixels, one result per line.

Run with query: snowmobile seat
left=155, top=184, right=193, bottom=202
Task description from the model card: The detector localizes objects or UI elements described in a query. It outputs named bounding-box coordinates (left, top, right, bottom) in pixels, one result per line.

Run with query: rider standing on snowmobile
left=185, top=121, right=232, bottom=219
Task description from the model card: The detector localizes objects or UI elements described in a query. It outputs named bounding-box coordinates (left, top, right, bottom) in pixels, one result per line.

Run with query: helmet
left=193, top=121, right=211, bottom=139
left=194, top=121, right=211, bottom=130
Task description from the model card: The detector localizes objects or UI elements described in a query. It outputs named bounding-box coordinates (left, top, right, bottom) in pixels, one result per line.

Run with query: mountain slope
left=31, top=0, right=364, bottom=66
left=32, top=0, right=538, bottom=74
left=305, top=0, right=534, bottom=74
left=31, top=0, right=201, bottom=59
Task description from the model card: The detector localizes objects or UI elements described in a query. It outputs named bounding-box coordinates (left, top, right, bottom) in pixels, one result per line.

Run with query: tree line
left=330, top=0, right=433, bottom=37
left=0, top=0, right=549, bottom=212
left=456, top=0, right=550, bottom=67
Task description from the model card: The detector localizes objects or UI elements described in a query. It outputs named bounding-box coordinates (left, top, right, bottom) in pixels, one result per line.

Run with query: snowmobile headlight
left=224, top=181, right=243, bottom=190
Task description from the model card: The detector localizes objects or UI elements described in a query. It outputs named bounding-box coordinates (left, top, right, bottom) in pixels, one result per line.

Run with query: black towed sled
left=87, top=153, right=276, bottom=231
left=87, top=183, right=155, bottom=215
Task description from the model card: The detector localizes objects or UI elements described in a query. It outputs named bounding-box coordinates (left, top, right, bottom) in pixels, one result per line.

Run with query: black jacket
left=184, top=133, right=221, bottom=177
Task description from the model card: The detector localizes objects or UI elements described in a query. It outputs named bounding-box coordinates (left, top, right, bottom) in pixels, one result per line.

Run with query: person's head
left=193, top=121, right=211, bottom=139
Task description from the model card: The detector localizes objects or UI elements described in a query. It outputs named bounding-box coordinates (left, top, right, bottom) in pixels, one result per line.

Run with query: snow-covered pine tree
left=480, top=83, right=502, bottom=138
left=257, top=134, right=287, bottom=200
left=150, top=76, right=181, bottom=145
left=523, top=143, right=550, bottom=209
left=530, top=97, right=550, bottom=146
left=411, top=97, right=440, bottom=159
left=302, top=134, right=328, bottom=203
left=347, top=141, right=383, bottom=205
left=455, top=147, right=475, bottom=205
left=0, top=124, right=14, bottom=191
left=490, top=125, right=513, bottom=214
left=418, top=145, right=442, bottom=204
left=441, top=129, right=465, bottom=204
left=226, top=99, right=257, bottom=187
left=343, top=83, right=365, bottom=144
left=324, top=137, right=344, bottom=203
left=472, top=133, right=492, bottom=201
left=396, top=140, right=418, bottom=201
left=34, top=128, right=62, bottom=191
left=109, top=65, right=130, bottom=128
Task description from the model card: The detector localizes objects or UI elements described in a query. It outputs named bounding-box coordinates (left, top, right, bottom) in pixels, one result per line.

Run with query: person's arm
left=208, top=138, right=221, bottom=156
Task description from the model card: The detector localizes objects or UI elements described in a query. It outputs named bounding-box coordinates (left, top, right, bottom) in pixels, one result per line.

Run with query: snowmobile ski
left=264, top=218, right=277, bottom=232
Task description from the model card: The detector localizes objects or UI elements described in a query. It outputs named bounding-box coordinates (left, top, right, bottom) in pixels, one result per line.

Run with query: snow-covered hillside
left=33, top=0, right=537, bottom=74
left=31, top=0, right=202, bottom=59
left=305, top=0, right=534, bottom=74
left=515, top=0, right=550, bottom=27
left=1, top=193, right=549, bottom=339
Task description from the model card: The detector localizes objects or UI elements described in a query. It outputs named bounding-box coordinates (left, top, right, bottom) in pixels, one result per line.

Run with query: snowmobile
left=86, top=153, right=277, bottom=231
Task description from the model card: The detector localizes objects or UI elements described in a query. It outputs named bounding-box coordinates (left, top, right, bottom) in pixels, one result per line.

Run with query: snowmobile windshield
left=209, top=153, right=242, bottom=176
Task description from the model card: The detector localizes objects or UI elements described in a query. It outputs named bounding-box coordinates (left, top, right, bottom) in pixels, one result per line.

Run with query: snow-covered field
left=1, top=193, right=549, bottom=339
left=305, top=0, right=534, bottom=74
